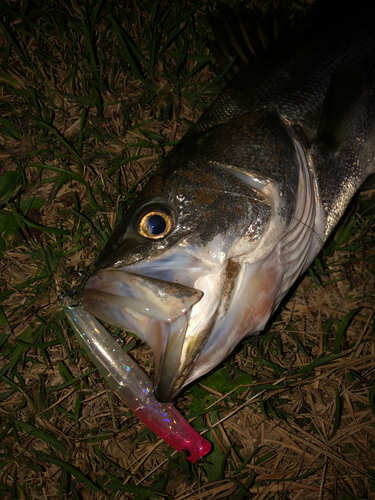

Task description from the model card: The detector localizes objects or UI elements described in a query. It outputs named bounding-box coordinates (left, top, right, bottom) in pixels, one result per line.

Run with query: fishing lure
left=59, top=294, right=211, bottom=463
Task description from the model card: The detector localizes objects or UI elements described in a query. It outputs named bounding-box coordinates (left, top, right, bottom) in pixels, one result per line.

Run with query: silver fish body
left=80, top=5, right=375, bottom=402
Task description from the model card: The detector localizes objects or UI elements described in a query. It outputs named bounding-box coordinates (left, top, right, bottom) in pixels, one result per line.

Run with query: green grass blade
left=108, top=16, right=146, bottom=83
left=329, top=390, right=343, bottom=440
left=334, top=308, right=360, bottom=352
left=38, top=453, right=100, bottom=492
left=16, top=421, right=67, bottom=455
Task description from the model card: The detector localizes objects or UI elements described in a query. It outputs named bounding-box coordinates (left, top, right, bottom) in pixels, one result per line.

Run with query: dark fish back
left=191, top=5, right=375, bottom=140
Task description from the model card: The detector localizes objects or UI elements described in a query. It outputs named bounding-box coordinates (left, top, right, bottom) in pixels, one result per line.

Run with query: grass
left=1, top=0, right=375, bottom=499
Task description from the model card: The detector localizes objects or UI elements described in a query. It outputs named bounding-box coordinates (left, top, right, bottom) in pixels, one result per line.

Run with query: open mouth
left=78, top=267, right=204, bottom=400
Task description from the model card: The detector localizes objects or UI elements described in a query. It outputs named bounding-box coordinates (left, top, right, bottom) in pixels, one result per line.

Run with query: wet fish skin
left=189, top=6, right=375, bottom=240
left=81, top=5, right=375, bottom=402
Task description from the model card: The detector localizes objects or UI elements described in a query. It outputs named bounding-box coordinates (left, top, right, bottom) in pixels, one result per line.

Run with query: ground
left=0, top=1, right=375, bottom=499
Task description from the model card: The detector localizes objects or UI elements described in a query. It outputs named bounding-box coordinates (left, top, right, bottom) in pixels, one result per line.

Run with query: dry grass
left=1, top=0, right=375, bottom=499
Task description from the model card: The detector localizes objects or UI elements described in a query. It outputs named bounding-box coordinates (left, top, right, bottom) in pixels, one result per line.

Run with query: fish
left=79, top=3, right=375, bottom=403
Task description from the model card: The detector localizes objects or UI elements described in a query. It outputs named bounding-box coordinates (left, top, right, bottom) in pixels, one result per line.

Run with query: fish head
left=79, top=105, right=319, bottom=402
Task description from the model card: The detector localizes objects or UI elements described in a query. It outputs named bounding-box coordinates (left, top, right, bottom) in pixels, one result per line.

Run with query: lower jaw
left=78, top=293, right=192, bottom=401
left=148, top=315, right=188, bottom=401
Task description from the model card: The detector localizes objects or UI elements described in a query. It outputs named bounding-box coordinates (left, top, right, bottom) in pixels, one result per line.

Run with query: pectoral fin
left=310, top=63, right=375, bottom=240
left=313, top=64, right=368, bottom=156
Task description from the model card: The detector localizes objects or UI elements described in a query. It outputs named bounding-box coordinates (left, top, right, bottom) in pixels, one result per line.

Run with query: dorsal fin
left=207, top=5, right=303, bottom=85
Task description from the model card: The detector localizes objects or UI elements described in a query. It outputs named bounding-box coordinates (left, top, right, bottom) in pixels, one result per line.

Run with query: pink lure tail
left=135, top=405, right=211, bottom=462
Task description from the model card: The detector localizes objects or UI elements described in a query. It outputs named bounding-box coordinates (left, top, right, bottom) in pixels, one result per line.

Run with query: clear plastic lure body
left=59, top=294, right=210, bottom=462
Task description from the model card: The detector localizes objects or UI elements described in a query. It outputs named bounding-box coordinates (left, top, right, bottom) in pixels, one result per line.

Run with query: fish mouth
left=79, top=237, right=234, bottom=403
left=78, top=267, right=204, bottom=399
left=77, top=245, right=284, bottom=402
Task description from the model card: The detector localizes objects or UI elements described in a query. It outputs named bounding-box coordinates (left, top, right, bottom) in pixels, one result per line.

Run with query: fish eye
left=138, top=208, right=174, bottom=239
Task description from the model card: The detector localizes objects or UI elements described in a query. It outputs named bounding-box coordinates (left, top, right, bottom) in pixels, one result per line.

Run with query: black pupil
left=146, top=214, right=167, bottom=235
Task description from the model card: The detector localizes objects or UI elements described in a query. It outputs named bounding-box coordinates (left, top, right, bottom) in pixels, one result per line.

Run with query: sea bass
left=79, top=5, right=375, bottom=403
